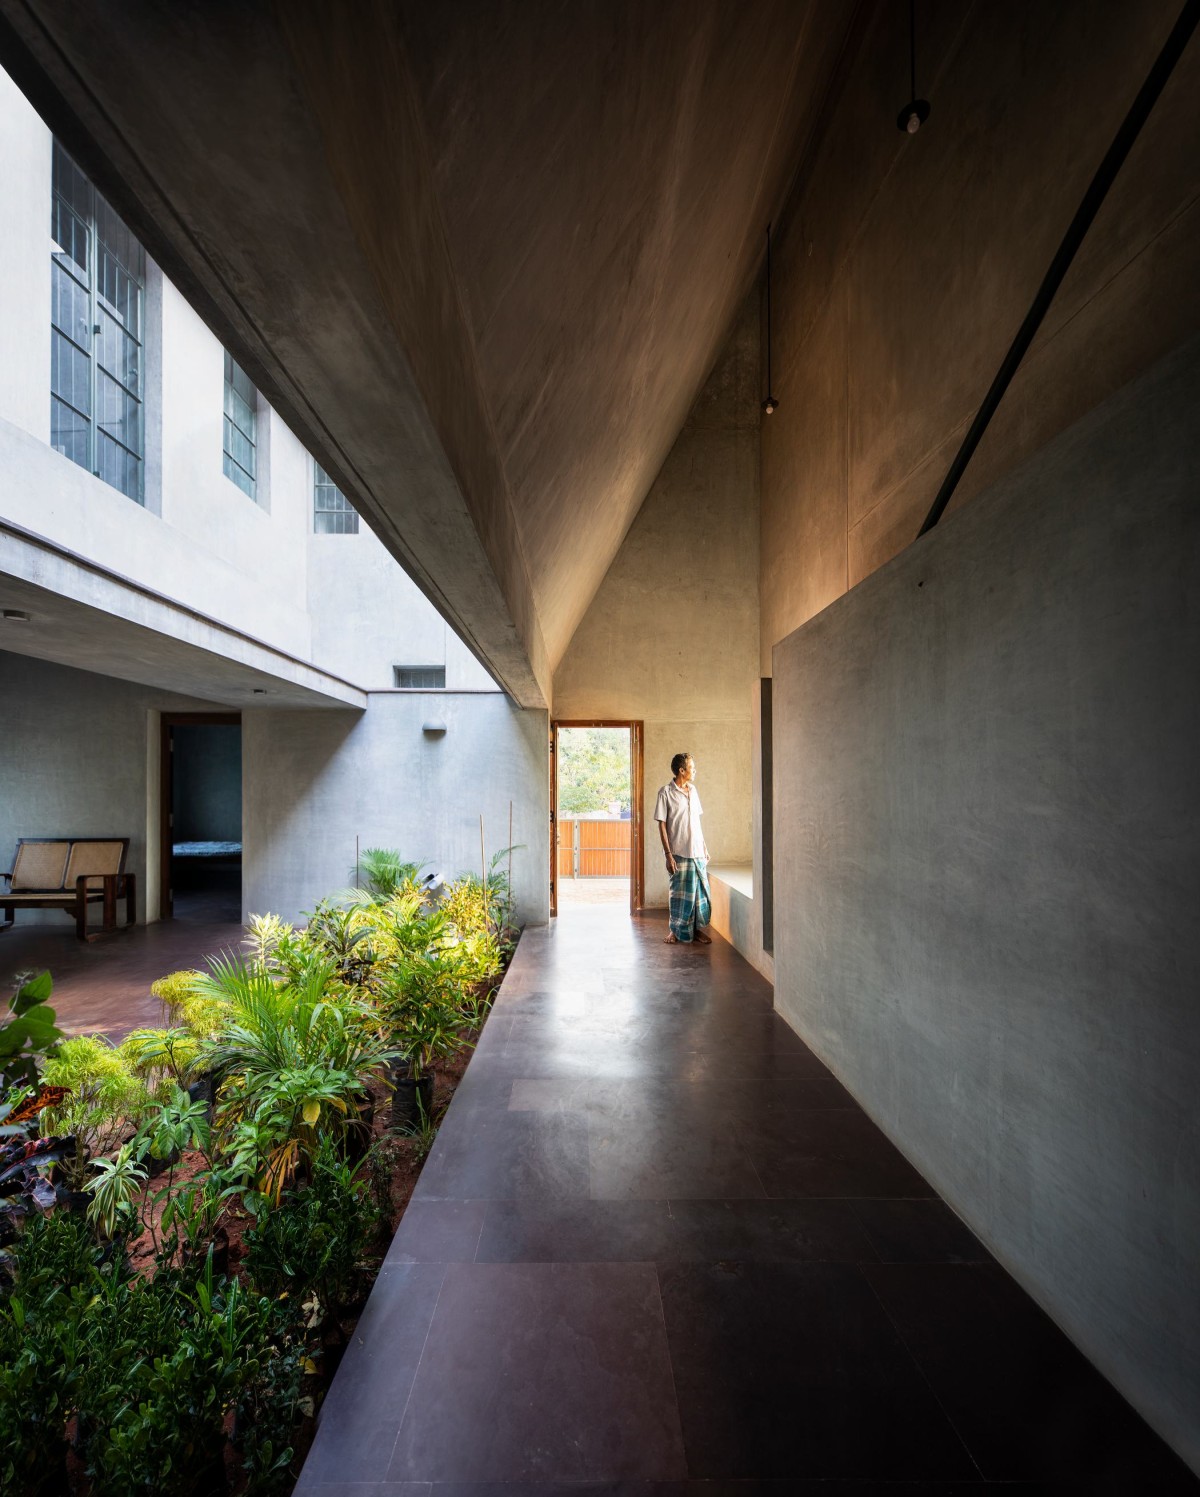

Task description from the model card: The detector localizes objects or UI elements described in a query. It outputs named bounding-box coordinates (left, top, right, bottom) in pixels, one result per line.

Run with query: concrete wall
left=760, top=0, right=1200, bottom=666
left=553, top=299, right=760, bottom=909
left=306, top=517, right=495, bottom=691
left=0, top=63, right=491, bottom=694
left=242, top=694, right=549, bottom=927
left=173, top=724, right=241, bottom=843
left=772, top=340, right=1200, bottom=1470
left=0, top=650, right=217, bottom=923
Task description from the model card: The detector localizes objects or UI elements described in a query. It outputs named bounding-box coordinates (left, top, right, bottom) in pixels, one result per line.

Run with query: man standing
left=654, top=752, right=712, bottom=945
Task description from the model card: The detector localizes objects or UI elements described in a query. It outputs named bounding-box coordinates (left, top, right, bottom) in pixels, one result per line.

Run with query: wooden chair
left=0, top=838, right=137, bottom=941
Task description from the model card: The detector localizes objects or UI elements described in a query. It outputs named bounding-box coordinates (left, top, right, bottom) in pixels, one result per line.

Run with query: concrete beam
left=0, top=526, right=367, bottom=709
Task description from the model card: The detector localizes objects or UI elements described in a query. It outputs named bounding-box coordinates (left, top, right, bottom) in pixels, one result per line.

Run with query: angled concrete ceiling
left=0, top=0, right=857, bottom=706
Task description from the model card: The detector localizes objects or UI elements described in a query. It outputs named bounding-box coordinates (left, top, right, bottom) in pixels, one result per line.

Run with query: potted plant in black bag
left=377, top=951, right=467, bottom=1130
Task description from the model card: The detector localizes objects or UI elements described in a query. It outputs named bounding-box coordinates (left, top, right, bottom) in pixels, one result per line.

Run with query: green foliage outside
left=0, top=841, right=522, bottom=1496
left=557, top=727, right=631, bottom=814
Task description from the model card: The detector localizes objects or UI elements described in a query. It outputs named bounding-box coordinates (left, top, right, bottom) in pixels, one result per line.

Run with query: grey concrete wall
left=760, top=0, right=1200, bottom=666
left=554, top=299, right=760, bottom=909
left=242, top=693, right=549, bottom=927
left=306, top=516, right=496, bottom=692
left=772, top=340, right=1200, bottom=1470
left=173, top=724, right=241, bottom=842
left=0, top=651, right=216, bottom=923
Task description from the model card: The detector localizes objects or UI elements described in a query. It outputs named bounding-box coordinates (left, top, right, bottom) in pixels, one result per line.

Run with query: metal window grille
left=50, top=141, right=145, bottom=503
left=393, top=666, right=446, bottom=689
left=222, top=351, right=257, bottom=498
left=314, top=463, right=359, bottom=533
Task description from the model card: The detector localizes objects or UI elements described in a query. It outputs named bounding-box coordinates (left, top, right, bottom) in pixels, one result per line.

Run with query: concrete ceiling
left=0, top=0, right=857, bottom=706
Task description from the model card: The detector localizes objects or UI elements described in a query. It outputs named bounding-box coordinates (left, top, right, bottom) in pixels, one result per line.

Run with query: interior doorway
left=550, top=721, right=643, bottom=917
left=159, top=713, right=242, bottom=922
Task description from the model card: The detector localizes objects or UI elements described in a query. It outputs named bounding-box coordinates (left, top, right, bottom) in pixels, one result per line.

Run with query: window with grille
left=314, top=463, right=359, bottom=534
left=222, top=351, right=257, bottom=498
left=394, top=666, right=446, bottom=689
left=50, top=141, right=145, bottom=503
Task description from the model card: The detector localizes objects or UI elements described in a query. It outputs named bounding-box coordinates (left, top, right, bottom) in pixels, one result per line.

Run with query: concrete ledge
left=707, top=864, right=773, bottom=983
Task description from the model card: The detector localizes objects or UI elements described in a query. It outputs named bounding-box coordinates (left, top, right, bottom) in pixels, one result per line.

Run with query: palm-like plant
left=351, top=848, right=428, bottom=903
left=195, top=955, right=393, bottom=1207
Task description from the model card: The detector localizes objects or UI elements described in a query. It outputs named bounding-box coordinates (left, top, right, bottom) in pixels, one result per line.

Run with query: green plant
left=351, top=847, right=428, bottom=903
left=196, top=956, right=391, bottom=1207
left=376, top=953, right=468, bottom=1081
left=85, top=1143, right=148, bottom=1242
left=242, top=912, right=296, bottom=972
left=39, top=1035, right=151, bottom=1180
left=233, top=1301, right=306, bottom=1496
left=0, top=1211, right=103, bottom=1497
left=244, top=1137, right=380, bottom=1320
left=83, top=1258, right=279, bottom=1497
left=119, top=1026, right=204, bottom=1097
left=150, top=969, right=228, bottom=1040
left=0, top=971, right=63, bottom=1100
left=302, top=899, right=377, bottom=987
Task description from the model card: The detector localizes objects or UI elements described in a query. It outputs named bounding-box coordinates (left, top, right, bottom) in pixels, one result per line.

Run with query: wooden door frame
left=159, top=712, right=241, bottom=920
left=550, top=720, right=644, bottom=917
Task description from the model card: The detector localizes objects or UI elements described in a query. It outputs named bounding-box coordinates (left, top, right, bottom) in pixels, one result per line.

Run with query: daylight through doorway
left=554, top=725, right=636, bottom=913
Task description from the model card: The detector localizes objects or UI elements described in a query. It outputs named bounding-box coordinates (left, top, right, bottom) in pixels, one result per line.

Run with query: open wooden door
left=550, top=719, right=643, bottom=917
left=549, top=720, right=558, bottom=918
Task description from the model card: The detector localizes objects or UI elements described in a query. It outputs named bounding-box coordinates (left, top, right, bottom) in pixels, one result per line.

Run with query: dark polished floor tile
left=473, top=1196, right=880, bottom=1265
left=589, top=1104, right=766, bottom=1200
left=297, top=1485, right=431, bottom=1496
left=412, top=1110, right=590, bottom=1201
left=735, top=1109, right=936, bottom=1199
left=386, top=1199, right=488, bottom=1263
left=657, top=1261, right=975, bottom=1480
left=302, top=1262, right=447, bottom=1484
left=423, top=1485, right=1025, bottom=1497
left=387, top=1262, right=687, bottom=1483
left=864, top=1264, right=1199, bottom=1488
left=661, top=1198, right=878, bottom=1262
left=475, top=1197, right=676, bottom=1261
left=850, top=1199, right=992, bottom=1264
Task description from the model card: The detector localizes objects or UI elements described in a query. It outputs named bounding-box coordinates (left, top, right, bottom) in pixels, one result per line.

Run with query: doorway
left=550, top=721, right=643, bottom=917
left=159, top=713, right=242, bottom=922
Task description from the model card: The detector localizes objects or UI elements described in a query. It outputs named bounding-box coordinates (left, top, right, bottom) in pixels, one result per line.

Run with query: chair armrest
left=75, top=873, right=122, bottom=895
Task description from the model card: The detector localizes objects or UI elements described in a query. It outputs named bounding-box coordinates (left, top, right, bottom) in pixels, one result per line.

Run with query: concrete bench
left=1, top=838, right=137, bottom=941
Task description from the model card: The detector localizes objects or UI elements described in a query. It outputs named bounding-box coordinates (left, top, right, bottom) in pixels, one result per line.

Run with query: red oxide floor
left=0, top=894, right=242, bottom=1039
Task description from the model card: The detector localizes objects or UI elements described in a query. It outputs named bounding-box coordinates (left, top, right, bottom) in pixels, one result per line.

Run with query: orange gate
left=556, top=817, right=631, bottom=878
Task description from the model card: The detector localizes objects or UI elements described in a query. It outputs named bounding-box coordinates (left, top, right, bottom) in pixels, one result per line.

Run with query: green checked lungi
left=668, top=857, right=711, bottom=942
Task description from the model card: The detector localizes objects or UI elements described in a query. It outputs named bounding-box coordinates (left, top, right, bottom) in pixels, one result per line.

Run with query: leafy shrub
left=0, top=1211, right=104, bottom=1497
left=0, top=971, right=63, bottom=1099
left=244, top=1137, right=380, bottom=1318
left=40, top=1035, right=151, bottom=1174
left=119, top=1026, right=204, bottom=1098
left=352, top=847, right=427, bottom=903
left=149, top=969, right=227, bottom=1039
left=197, top=956, right=391, bottom=1209
left=81, top=1258, right=284, bottom=1497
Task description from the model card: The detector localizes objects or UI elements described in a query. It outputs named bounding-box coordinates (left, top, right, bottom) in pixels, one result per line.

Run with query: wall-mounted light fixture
left=2, top=609, right=31, bottom=622
left=896, top=0, right=931, bottom=133
left=422, top=720, right=447, bottom=737
left=762, top=222, right=779, bottom=416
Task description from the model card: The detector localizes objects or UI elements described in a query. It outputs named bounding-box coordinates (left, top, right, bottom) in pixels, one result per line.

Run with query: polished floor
left=0, top=888, right=242, bottom=1038
left=298, top=905, right=1197, bottom=1496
